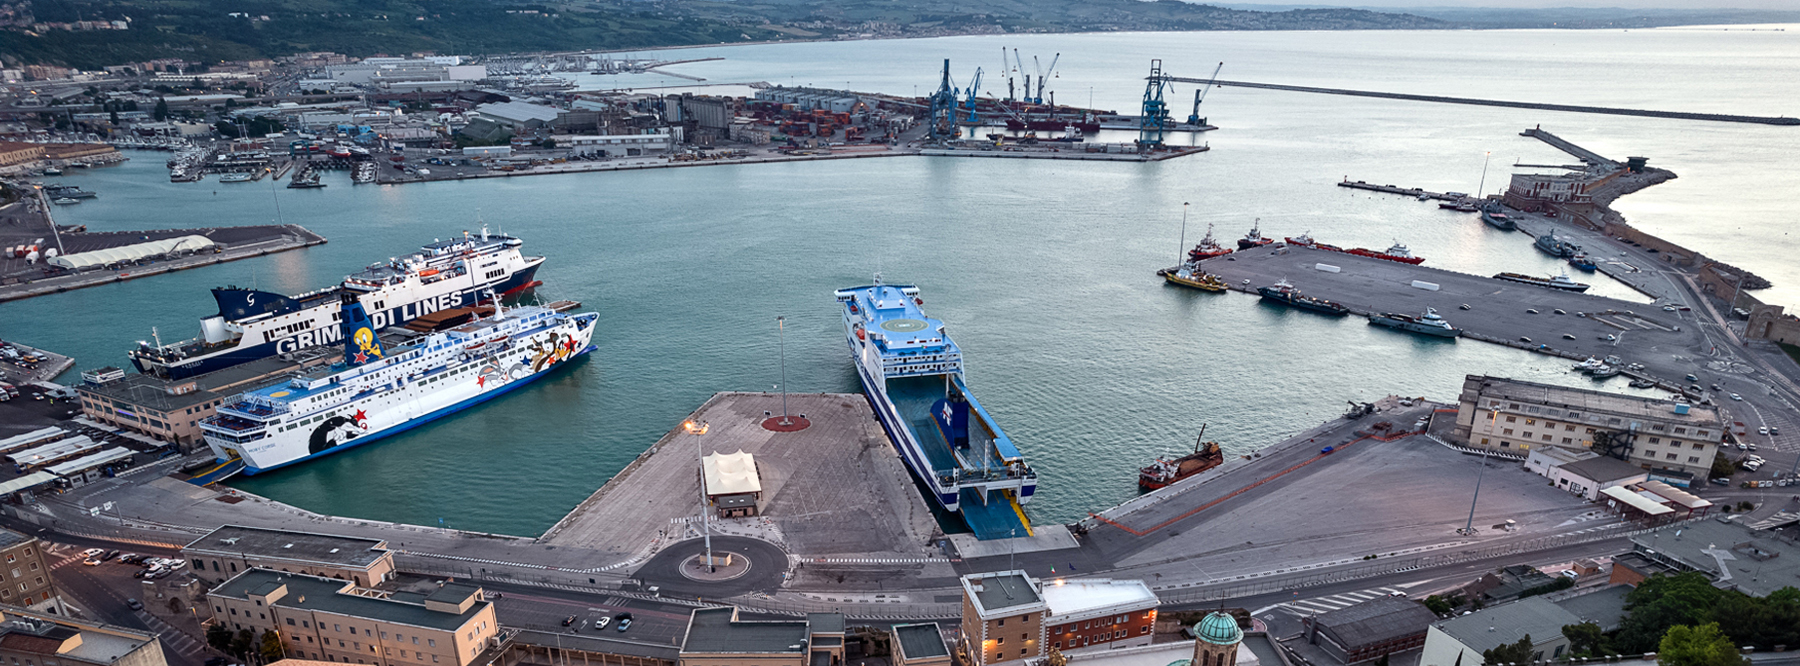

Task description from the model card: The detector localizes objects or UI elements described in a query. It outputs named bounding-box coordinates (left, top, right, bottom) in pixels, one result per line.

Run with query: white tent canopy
left=49, top=235, right=215, bottom=270
left=702, top=449, right=761, bottom=496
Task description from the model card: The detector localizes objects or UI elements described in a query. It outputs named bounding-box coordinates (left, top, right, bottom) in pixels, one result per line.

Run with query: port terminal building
left=1452, top=375, right=1723, bottom=485
left=0, top=606, right=167, bottom=666
left=206, top=569, right=498, bottom=666
left=675, top=607, right=844, bottom=666
left=959, top=571, right=1159, bottom=665
left=184, top=525, right=396, bottom=587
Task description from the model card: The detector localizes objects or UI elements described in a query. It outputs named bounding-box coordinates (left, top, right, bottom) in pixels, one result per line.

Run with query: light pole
left=777, top=316, right=790, bottom=426
left=1462, top=409, right=1498, bottom=536
left=685, top=419, right=714, bottom=572
left=1177, top=202, right=1189, bottom=263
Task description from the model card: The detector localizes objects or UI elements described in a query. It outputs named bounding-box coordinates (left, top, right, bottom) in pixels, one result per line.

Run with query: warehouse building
left=183, top=525, right=396, bottom=587
left=1301, top=597, right=1437, bottom=665
left=1452, top=375, right=1723, bottom=484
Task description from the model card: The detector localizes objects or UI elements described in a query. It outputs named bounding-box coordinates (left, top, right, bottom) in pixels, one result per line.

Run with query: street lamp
left=685, top=419, right=714, bottom=572
left=776, top=316, right=789, bottom=426
left=1462, top=408, right=1498, bottom=536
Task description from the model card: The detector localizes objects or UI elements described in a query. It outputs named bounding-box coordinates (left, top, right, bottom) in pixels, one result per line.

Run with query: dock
left=1159, top=77, right=1800, bottom=126
left=921, top=144, right=1208, bottom=162
left=542, top=392, right=942, bottom=564
left=1195, top=244, right=1700, bottom=362
left=0, top=342, right=74, bottom=385
left=0, top=224, right=328, bottom=303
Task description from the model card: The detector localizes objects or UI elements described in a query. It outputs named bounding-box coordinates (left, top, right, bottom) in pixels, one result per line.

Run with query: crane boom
left=1188, top=61, right=1223, bottom=126
left=1037, top=53, right=1060, bottom=104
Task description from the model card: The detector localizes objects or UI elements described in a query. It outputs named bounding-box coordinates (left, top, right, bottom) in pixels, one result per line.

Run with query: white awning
left=1601, top=485, right=1674, bottom=516
left=0, top=471, right=58, bottom=495
left=0, top=427, right=65, bottom=453
left=46, top=447, right=134, bottom=477
left=703, top=449, right=761, bottom=496
left=1640, top=480, right=1714, bottom=510
left=49, top=235, right=216, bottom=270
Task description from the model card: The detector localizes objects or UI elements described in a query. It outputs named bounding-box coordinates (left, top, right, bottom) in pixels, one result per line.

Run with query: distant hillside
left=0, top=0, right=1449, bottom=69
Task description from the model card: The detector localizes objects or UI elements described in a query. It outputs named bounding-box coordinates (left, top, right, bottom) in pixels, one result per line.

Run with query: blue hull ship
left=835, top=281, right=1036, bottom=540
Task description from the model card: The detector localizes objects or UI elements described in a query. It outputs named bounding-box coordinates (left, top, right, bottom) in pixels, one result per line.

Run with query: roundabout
left=636, top=535, right=787, bottom=596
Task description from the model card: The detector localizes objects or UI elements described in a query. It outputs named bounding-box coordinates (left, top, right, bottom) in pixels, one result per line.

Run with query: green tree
left=154, top=97, right=169, bottom=121
left=258, top=629, right=285, bottom=663
left=1424, top=593, right=1464, bottom=616
left=540, top=138, right=557, bottom=149
left=1482, top=634, right=1535, bottom=666
left=1659, top=623, right=1746, bottom=666
left=1564, top=622, right=1610, bottom=658
left=230, top=628, right=254, bottom=658
left=205, top=624, right=234, bottom=653
left=1617, top=572, right=1726, bottom=653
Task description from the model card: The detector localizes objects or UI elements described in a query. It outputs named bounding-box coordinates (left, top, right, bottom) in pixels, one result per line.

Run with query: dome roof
left=1194, top=611, right=1243, bottom=646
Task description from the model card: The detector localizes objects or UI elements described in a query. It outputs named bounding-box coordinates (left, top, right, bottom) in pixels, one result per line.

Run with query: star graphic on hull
left=353, top=351, right=368, bottom=364
left=352, top=409, right=367, bottom=425
left=476, top=375, right=486, bottom=388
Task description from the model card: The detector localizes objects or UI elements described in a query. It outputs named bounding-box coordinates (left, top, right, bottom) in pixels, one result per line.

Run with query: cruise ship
left=198, top=295, right=596, bottom=475
left=834, top=280, right=1036, bottom=540
left=131, top=228, right=544, bottom=380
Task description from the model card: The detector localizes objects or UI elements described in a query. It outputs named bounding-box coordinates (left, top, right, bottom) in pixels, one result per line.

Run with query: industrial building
left=323, top=58, right=485, bottom=86
left=959, top=571, right=1159, bottom=664
left=1300, top=597, right=1437, bottom=665
left=675, top=607, right=844, bottom=666
left=753, top=87, right=870, bottom=114
left=1625, top=518, right=1800, bottom=597
left=78, top=352, right=334, bottom=449
left=1453, top=375, right=1723, bottom=485
left=1420, top=598, right=1579, bottom=666
left=1597, top=480, right=1713, bottom=524
left=891, top=624, right=951, bottom=666
left=1523, top=447, right=1649, bottom=500
left=0, top=606, right=166, bottom=666
left=206, top=569, right=499, bottom=666
left=184, top=525, right=396, bottom=587
left=553, top=132, right=674, bottom=159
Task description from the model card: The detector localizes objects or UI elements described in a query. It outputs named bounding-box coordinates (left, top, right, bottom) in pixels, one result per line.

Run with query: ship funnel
left=339, top=293, right=385, bottom=367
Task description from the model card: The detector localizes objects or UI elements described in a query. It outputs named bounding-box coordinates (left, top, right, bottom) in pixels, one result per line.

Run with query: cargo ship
left=1139, top=433, right=1224, bottom=491
left=130, top=228, right=544, bottom=380
left=1480, top=202, right=1516, bottom=230
left=1534, top=234, right=1579, bottom=258
left=1258, top=279, right=1349, bottom=315
left=1284, top=233, right=1345, bottom=253
left=1368, top=307, right=1461, bottom=338
left=198, top=296, right=596, bottom=476
left=1186, top=224, right=1233, bottom=261
left=1238, top=222, right=1274, bottom=250
left=1493, top=271, right=1590, bottom=292
left=1346, top=242, right=1425, bottom=265
left=835, top=280, right=1036, bottom=540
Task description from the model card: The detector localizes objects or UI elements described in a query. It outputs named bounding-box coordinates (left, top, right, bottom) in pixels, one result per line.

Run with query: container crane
left=1188, top=62, right=1223, bottom=126
left=959, top=67, right=983, bottom=123
left=928, top=59, right=957, bottom=141
left=1034, top=53, right=1059, bottom=106
left=1138, top=59, right=1171, bottom=148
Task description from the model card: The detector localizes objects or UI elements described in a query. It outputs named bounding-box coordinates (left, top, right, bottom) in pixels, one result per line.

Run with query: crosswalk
left=1275, top=587, right=1409, bottom=615
left=136, top=609, right=209, bottom=659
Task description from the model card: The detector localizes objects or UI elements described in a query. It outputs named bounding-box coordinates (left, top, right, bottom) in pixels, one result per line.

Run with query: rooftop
left=1630, top=518, right=1800, bottom=598
left=681, top=607, right=810, bottom=655
left=1468, top=376, right=1722, bottom=428
left=506, top=630, right=677, bottom=661
left=476, top=101, right=561, bottom=124
left=1552, top=585, right=1632, bottom=631
left=1432, top=598, right=1581, bottom=654
left=893, top=623, right=948, bottom=659
left=81, top=353, right=322, bottom=414
left=0, top=527, right=31, bottom=550
left=0, top=608, right=158, bottom=666
left=185, top=525, right=389, bottom=567
left=209, top=569, right=487, bottom=631
left=1559, top=455, right=1650, bottom=484
left=961, top=571, right=1045, bottom=618
left=1310, top=596, right=1438, bottom=647
left=1040, top=578, right=1159, bottom=620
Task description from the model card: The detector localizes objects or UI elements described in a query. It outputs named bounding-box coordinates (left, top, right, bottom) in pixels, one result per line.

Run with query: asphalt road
left=633, top=536, right=788, bottom=597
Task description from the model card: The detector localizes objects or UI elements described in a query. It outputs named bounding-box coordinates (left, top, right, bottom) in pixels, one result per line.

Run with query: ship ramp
left=959, top=487, right=1033, bottom=540
left=185, top=457, right=246, bottom=486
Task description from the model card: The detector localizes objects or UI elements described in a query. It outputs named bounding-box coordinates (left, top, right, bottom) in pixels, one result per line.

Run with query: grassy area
left=1778, top=342, right=1800, bottom=369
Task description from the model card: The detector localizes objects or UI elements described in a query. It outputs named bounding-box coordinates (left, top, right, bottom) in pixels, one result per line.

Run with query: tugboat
left=1493, top=271, right=1590, bottom=293
left=1258, top=279, right=1349, bottom=315
left=1569, top=252, right=1598, bottom=272
left=1347, top=241, right=1426, bottom=265
left=1159, top=263, right=1228, bottom=292
left=1368, top=307, right=1461, bottom=338
left=1139, top=428, right=1225, bottom=491
left=1534, top=234, right=1579, bottom=258
left=1480, top=202, right=1516, bottom=230
left=1186, top=224, right=1233, bottom=261
left=1238, top=220, right=1274, bottom=250
left=218, top=172, right=253, bottom=183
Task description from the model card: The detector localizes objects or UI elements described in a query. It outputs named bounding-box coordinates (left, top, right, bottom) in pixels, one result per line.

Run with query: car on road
left=1526, top=308, right=1539, bottom=314
left=82, top=557, right=102, bottom=566
left=561, top=616, right=576, bottom=627
left=102, top=550, right=118, bottom=561
left=1519, top=337, right=1532, bottom=343
left=80, top=548, right=103, bottom=558
left=1563, top=334, right=1576, bottom=340
left=616, top=618, right=632, bottom=632
left=1732, top=393, right=1744, bottom=401
left=126, top=598, right=143, bottom=610
left=1774, top=427, right=1782, bottom=436
left=1739, top=442, right=1750, bottom=450
left=1554, top=309, right=1566, bottom=315
left=1664, top=305, right=1678, bottom=311
left=1459, top=304, right=1471, bottom=310
left=592, top=616, right=610, bottom=630
left=1760, top=427, right=1770, bottom=435
left=1749, top=444, right=1759, bottom=451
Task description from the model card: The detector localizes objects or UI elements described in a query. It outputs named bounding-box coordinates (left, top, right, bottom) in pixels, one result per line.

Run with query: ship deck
left=958, top=488, right=1032, bottom=541
left=887, top=374, right=965, bottom=475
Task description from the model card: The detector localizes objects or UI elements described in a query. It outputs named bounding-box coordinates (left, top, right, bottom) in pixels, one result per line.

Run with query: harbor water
left=6, top=26, right=1798, bottom=535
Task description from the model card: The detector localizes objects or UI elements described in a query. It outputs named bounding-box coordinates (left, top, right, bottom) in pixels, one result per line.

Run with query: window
left=1525, top=418, right=1536, bottom=426
left=428, top=640, right=436, bottom=648
left=1689, top=456, right=1700, bottom=463
left=286, top=618, right=295, bottom=626
left=1693, top=443, right=1705, bottom=450
left=1505, top=416, right=1517, bottom=423
left=1649, top=437, right=1661, bottom=444
left=998, top=637, right=1005, bottom=645
left=1565, top=425, right=1576, bottom=431
left=381, top=633, right=389, bottom=640
left=231, top=608, right=238, bottom=616
left=1542, top=434, right=1552, bottom=441
left=1562, top=438, right=1573, bottom=444
left=412, top=637, right=419, bottom=645
left=256, top=600, right=263, bottom=606
left=1503, top=428, right=1514, bottom=435
left=1667, top=453, right=1678, bottom=460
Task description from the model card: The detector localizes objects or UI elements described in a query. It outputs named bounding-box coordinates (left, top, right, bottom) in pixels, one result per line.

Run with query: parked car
left=126, top=598, right=143, bottom=610
left=561, top=616, right=576, bottom=627
left=592, top=617, right=610, bottom=630
left=1732, top=393, right=1744, bottom=401
left=80, top=548, right=103, bottom=558
left=1760, top=427, right=1770, bottom=435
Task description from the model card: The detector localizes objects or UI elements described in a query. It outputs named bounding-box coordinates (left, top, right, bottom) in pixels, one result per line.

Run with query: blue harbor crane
left=1033, top=53, right=1059, bottom=105
left=1188, top=62, right=1224, bottom=126
left=959, top=67, right=983, bottom=123
left=1138, top=59, right=1171, bottom=148
left=928, top=59, right=958, bottom=141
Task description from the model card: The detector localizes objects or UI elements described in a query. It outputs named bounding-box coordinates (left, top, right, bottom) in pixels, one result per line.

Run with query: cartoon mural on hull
left=309, top=411, right=368, bottom=454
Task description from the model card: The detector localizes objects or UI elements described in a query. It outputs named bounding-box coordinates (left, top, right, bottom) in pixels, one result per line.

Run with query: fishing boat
left=1493, top=271, right=1590, bottom=293
left=1159, top=263, right=1228, bottom=291
left=1139, top=430, right=1225, bottom=491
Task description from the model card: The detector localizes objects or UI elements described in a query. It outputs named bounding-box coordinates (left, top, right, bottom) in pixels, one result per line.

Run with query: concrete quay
left=0, top=341, right=74, bottom=385
left=1196, top=244, right=1703, bottom=364
left=0, top=224, right=327, bottom=302
left=921, top=144, right=1208, bottom=162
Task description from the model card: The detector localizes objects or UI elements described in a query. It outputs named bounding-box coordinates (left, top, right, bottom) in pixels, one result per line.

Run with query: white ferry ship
left=130, top=228, right=544, bottom=380
left=198, top=295, right=596, bottom=474
left=834, top=279, right=1037, bottom=540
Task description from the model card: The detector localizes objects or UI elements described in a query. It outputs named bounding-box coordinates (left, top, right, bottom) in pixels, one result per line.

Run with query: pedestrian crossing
left=136, top=609, right=208, bottom=658
left=811, top=557, right=945, bottom=564
left=1277, top=587, right=1409, bottom=615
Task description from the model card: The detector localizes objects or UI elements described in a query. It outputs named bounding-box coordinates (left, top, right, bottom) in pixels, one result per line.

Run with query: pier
left=0, top=224, right=328, bottom=303
left=1160, top=77, right=1800, bottom=126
